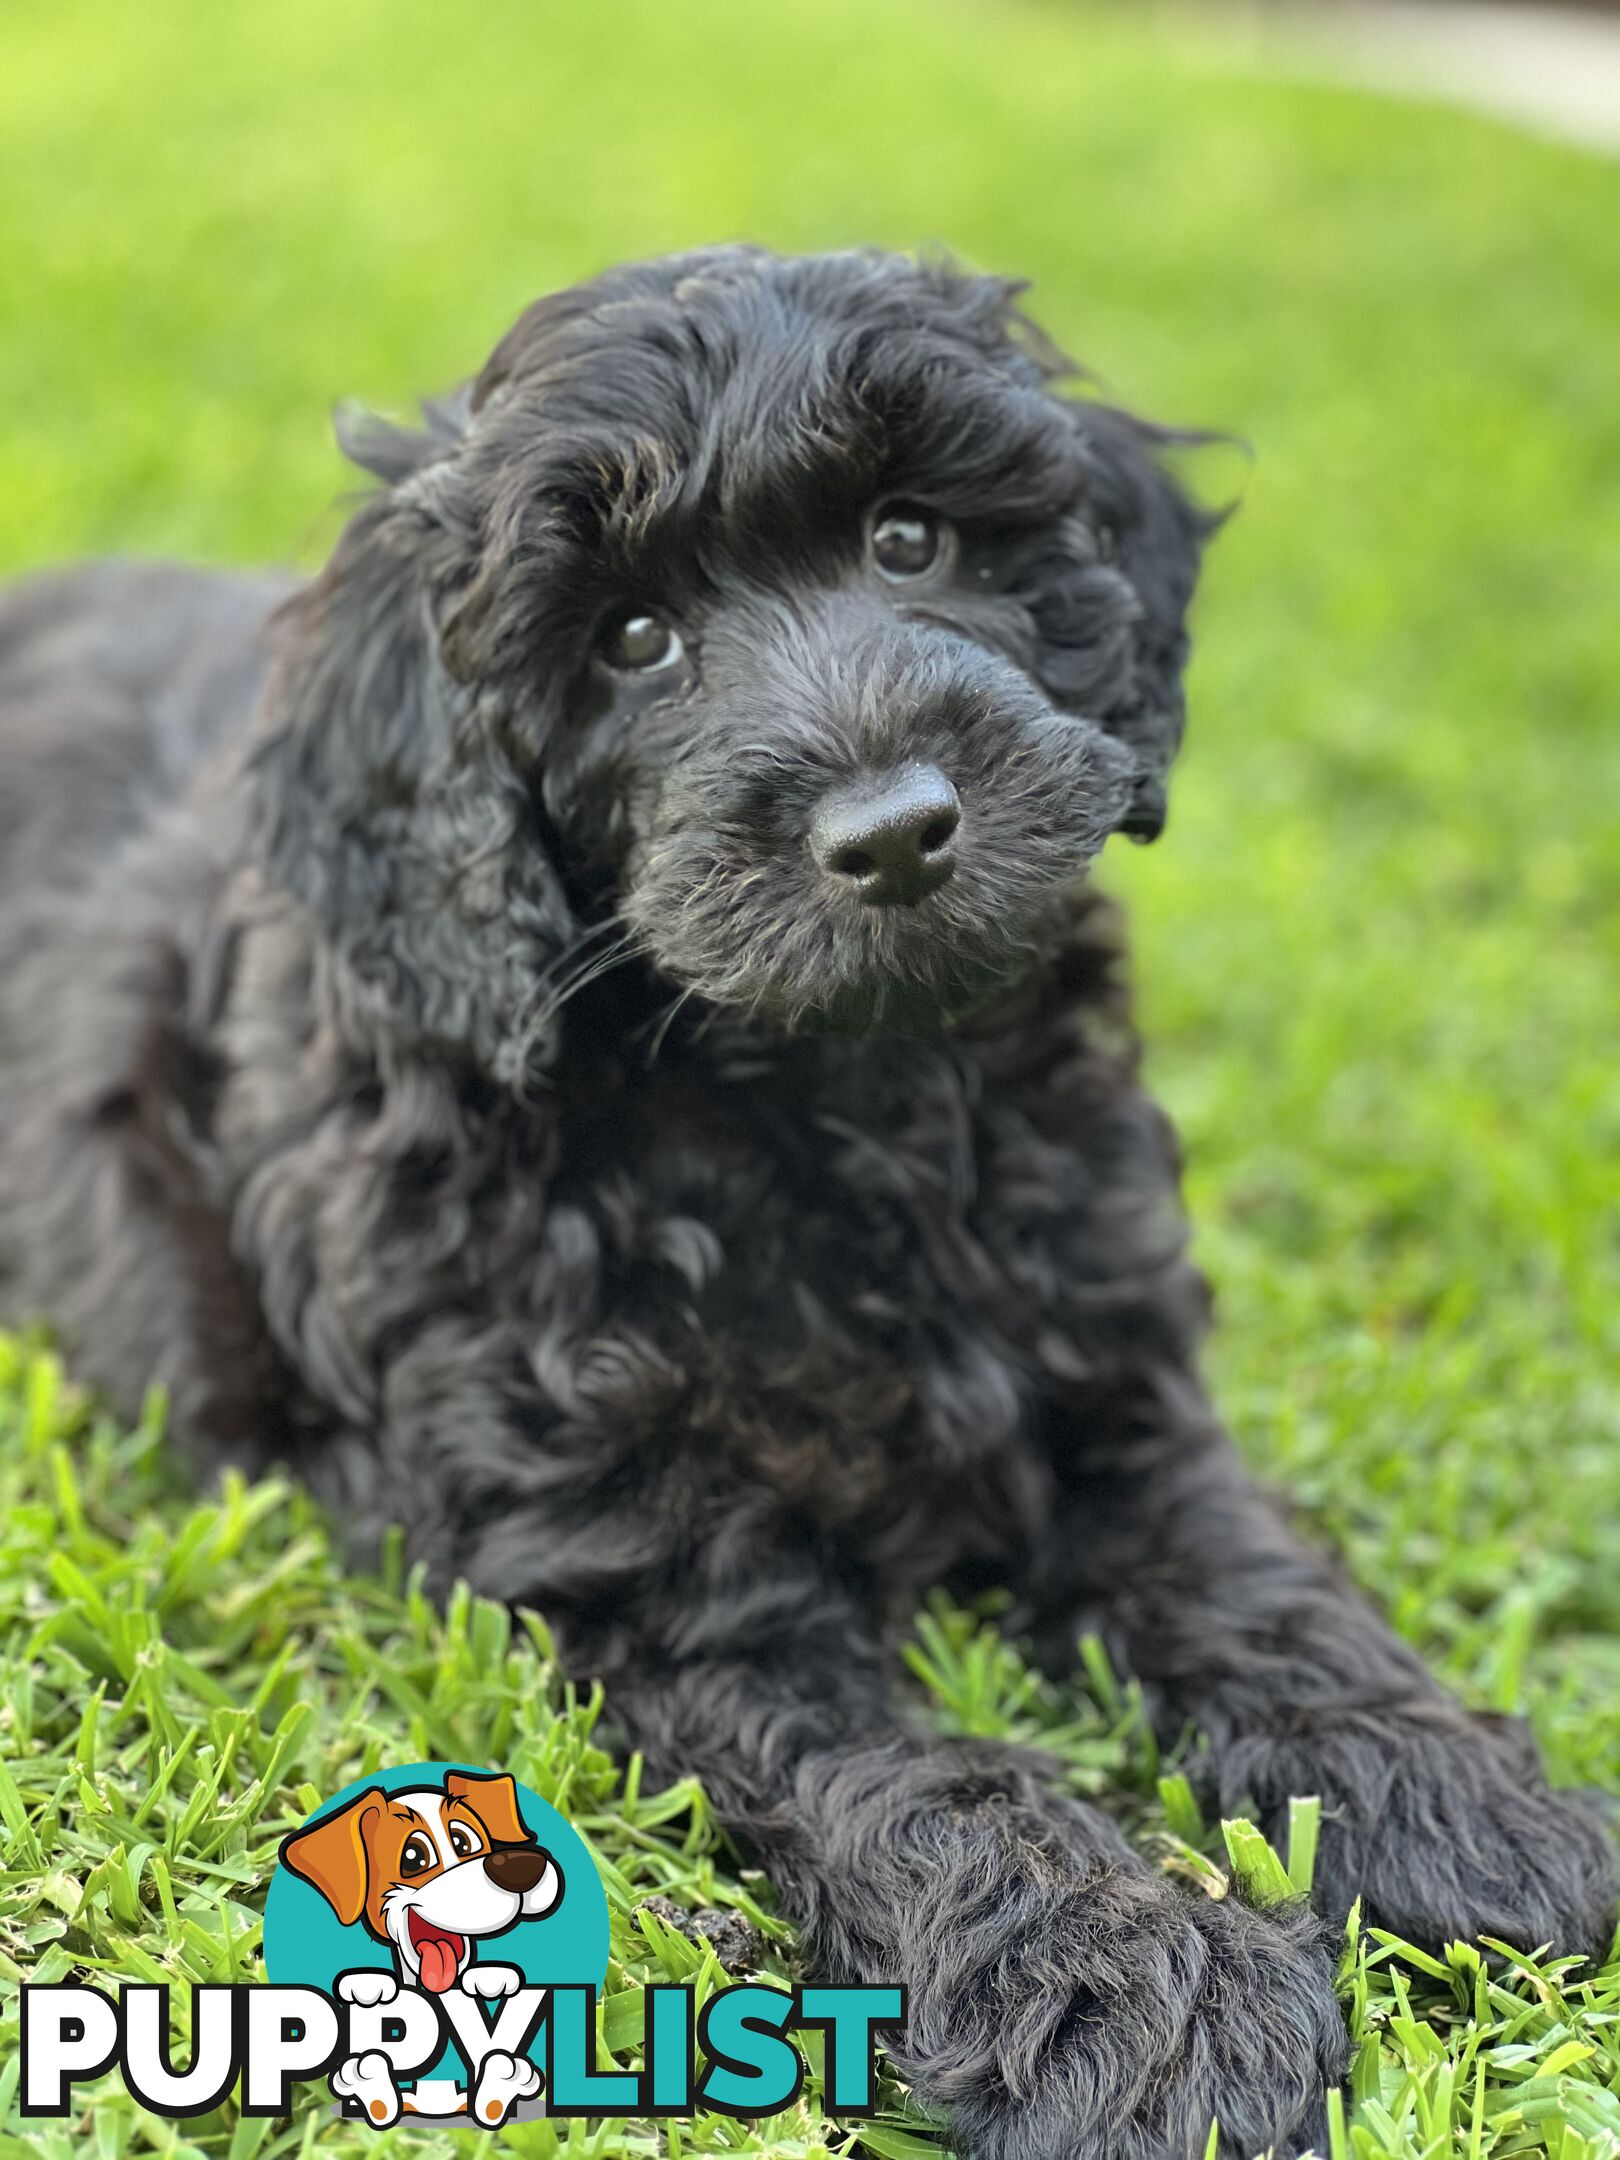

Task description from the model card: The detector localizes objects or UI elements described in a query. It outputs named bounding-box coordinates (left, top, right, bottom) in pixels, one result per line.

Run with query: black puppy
left=0, top=248, right=1610, bottom=2158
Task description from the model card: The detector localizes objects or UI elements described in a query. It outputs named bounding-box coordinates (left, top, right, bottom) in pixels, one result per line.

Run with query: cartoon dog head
left=281, top=1771, right=564, bottom=1994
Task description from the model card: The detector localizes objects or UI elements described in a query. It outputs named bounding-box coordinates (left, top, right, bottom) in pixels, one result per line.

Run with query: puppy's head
left=255, top=248, right=1212, bottom=1071
left=280, top=1772, right=562, bottom=1994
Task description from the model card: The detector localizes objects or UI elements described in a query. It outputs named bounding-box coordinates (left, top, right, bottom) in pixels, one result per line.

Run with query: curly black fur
left=0, top=247, right=1610, bottom=2158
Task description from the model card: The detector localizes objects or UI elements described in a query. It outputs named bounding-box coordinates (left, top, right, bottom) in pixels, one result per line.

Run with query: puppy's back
left=0, top=561, right=297, bottom=1434
left=0, top=561, right=293, bottom=908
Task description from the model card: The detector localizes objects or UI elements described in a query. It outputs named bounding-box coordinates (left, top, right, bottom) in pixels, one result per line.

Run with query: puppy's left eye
left=869, top=503, right=952, bottom=581
left=600, top=611, right=684, bottom=673
left=448, top=1822, right=480, bottom=1858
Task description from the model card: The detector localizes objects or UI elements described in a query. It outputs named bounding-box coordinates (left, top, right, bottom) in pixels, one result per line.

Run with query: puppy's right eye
left=599, top=611, right=684, bottom=673
left=400, top=1835, right=434, bottom=1876
left=868, top=502, right=951, bottom=581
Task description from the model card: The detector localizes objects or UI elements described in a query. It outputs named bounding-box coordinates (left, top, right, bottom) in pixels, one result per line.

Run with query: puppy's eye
left=448, top=1822, right=480, bottom=1858
left=400, top=1835, right=435, bottom=1877
left=869, top=503, right=950, bottom=581
left=600, top=611, right=684, bottom=673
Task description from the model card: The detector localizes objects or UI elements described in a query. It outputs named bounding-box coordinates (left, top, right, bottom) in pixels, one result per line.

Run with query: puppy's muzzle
left=810, top=762, right=962, bottom=908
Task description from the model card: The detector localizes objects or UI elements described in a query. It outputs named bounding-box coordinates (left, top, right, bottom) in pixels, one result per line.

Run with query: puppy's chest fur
left=221, top=893, right=1204, bottom=1602
left=505, top=914, right=1199, bottom=1571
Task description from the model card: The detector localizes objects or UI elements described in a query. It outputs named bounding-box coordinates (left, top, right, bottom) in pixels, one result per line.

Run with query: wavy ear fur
left=249, top=468, right=576, bottom=1090
left=1073, top=403, right=1219, bottom=842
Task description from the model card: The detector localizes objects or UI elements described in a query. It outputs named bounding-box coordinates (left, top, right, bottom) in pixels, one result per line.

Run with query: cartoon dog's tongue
left=407, top=1912, right=466, bottom=1994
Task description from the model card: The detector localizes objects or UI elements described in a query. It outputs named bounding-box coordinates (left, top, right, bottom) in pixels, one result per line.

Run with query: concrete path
left=1253, top=1, right=1620, bottom=154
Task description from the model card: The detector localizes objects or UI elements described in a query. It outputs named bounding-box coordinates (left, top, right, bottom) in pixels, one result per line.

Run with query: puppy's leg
left=600, top=1558, right=1345, bottom=2160
left=1031, top=1386, right=1616, bottom=1958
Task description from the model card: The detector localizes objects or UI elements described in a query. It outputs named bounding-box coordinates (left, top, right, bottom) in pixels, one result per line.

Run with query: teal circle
left=263, top=1761, right=609, bottom=2090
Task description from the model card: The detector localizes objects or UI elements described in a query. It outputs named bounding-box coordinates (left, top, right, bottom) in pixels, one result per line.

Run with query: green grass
left=2, top=0, right=1619, bottom=2153
left=7, top=1348, right=1620, bottom=2160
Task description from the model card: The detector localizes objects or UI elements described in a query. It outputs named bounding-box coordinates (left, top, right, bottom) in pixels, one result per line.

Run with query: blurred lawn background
left=3, top=0, right=1620, bottom=2152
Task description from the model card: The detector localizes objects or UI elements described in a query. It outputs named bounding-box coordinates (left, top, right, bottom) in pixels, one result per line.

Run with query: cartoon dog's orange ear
left=280, top=1789, right=382, bottom=1926
left=446, top=1770, right=533, bottom=1846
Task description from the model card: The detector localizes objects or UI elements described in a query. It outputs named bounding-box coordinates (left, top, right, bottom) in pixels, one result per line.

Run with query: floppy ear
left=280, top=1788, right=382, bottom=1927
left=1071, top=402, right=1219, bottom=842
left=446, top=1769, right=535, bottom=1846
left=248, top=449, right=578, bottom=1090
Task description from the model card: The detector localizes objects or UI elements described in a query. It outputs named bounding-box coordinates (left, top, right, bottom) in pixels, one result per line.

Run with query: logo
left=265, top=1761, right=606, bottom=2125
left=19, top=1759, right=906, bottom=2128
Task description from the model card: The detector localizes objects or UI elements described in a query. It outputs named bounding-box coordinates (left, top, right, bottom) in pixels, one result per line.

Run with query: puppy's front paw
left=914, top=1870, right=1346, bottom=2160
left=336, top=1968, right=399, bottom=2008
left=471, top=2048, right=542, bottom=2126
left=331, top=2050, right=403, bottom=2127
left=1230, top=1721, right=1618, bottom=1960
left=460, top=1961, right=524, bottom=1998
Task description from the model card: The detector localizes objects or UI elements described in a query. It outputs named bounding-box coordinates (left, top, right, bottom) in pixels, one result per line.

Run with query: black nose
left=810, top=764, right=961, bottom=906
left=484, top=1845, right=548, bottom=1893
